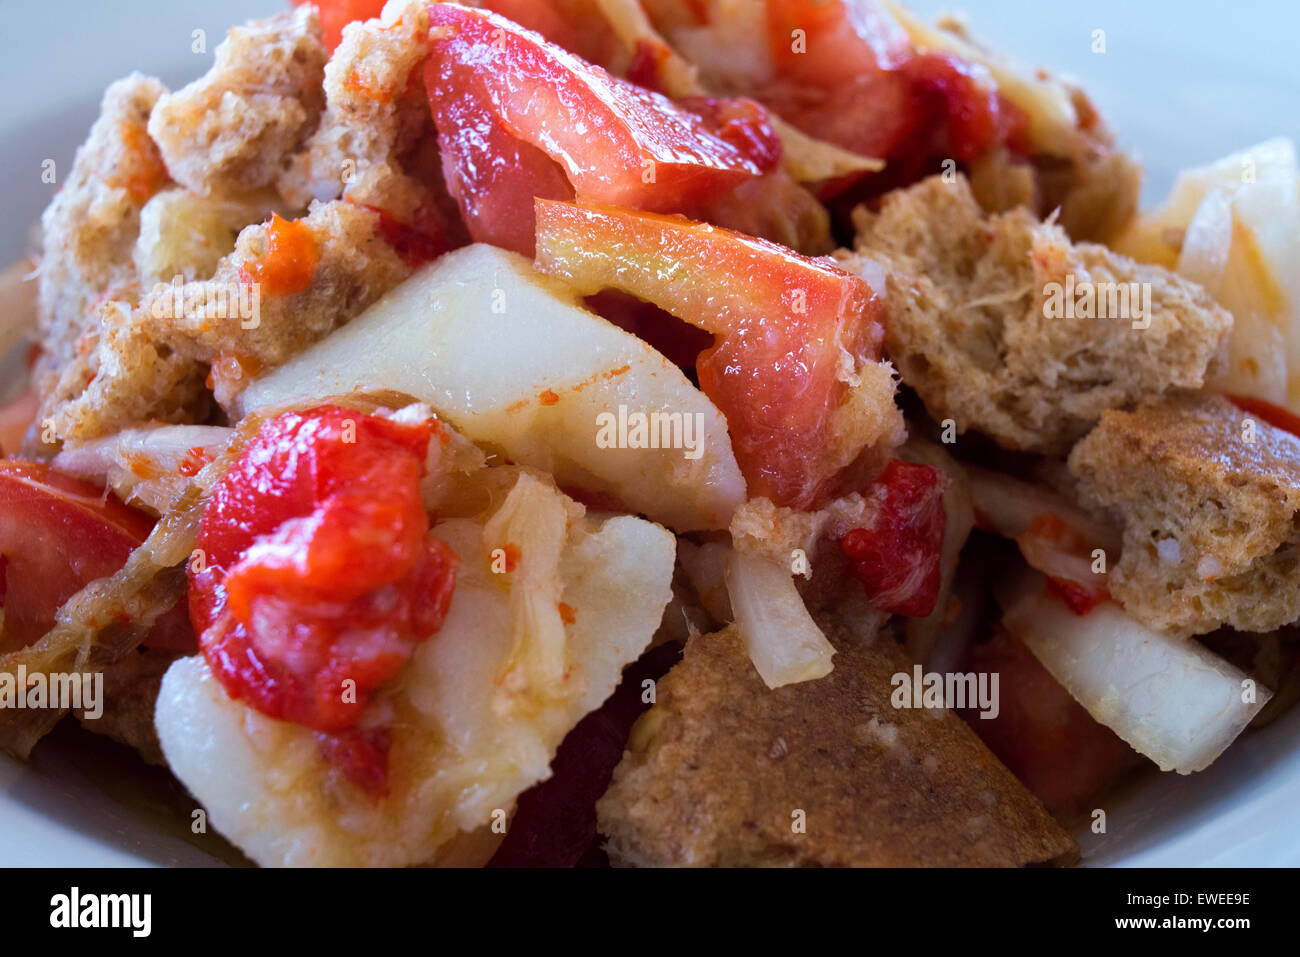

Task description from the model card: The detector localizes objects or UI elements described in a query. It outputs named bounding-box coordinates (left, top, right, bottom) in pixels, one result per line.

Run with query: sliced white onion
left=999, top=567, right=1271, bottom=774
left=55, top=424, right=233, bottom=514
left=724, top=548, right=834, bottom=689
left=676, top=539, right=733, bottom=625
left=966, top=464, right=1122, bottom=558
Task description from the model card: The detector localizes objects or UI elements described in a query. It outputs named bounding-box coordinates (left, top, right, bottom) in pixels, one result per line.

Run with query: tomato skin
left=190, top=406, right=458, bottom=737
left=424, top=63, right=576, bottom=255
left=292, top=0, right=387, bottom=52
left=899, top=54, right=1020, bottom=164
left=1227, top=394, right=1300, bottom=439
left=534, top=199, right=884, bottom=508
left=645, top=0, right=1027, bottom=193
left=424, top=4, right=771, bottom=254
left=840, top=460, right=946, bottom=617
left=0, top=460, right=162, bottom=651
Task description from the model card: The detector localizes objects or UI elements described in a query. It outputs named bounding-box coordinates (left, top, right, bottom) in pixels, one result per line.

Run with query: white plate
left=1, top=0, right=1298, bottom=867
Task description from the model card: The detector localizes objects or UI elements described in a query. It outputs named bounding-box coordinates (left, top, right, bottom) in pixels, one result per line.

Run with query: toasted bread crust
left=34, top=74, right=170, bottom=431
left=278, top=0, right=437, bottom=224
left=843, top=176, right=1232, bottom=454
left=597, top=623, right=1077, bottom=867
left=1069, top=394, right=1300, bottom=636
left=148, top=7, right=327, bottom=198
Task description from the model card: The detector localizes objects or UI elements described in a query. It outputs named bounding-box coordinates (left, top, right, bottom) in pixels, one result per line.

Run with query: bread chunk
left=140, top=199, right=408, bottom=369
left=597, top=622, right=1077, bottom=867
left=279, top=0, right=436, bottom=223
left=148, top=7, right=327, bottom=197
left=42, top=300, right=209, bottom=442
left=75, top=647, right=180, bottom=766
left=1068, top=394, right=1300, bottom=637
left=47, top=201, right=408, bottom=440
left=35, top=74, right=169, bottom=404
left=842, top=175, right=1232, bottom=453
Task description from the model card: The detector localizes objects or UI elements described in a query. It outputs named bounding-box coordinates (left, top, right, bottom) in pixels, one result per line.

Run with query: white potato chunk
left=240, top=243, right=745, bottom=531
left=155, top=473, right=675, bottom=867
left=134, top=187, right=284, bottom=286
left=1000, top=567, right=1271, bottom=774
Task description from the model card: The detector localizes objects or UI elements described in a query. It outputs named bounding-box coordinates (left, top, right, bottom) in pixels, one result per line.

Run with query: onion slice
left=724, top=548, right=834, bottom=689
left=999, top=567, right=1271, bottom=773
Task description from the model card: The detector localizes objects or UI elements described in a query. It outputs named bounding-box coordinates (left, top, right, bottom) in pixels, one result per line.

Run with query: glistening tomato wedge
left=424, top=3, right=775, bottom=253
left=534, top=198, right=887, bottom=508
left=0, top=460, right=192, bottom=653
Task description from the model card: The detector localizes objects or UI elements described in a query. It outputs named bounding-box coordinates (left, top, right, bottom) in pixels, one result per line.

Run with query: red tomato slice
left=1227, top=393, right=1300, bottom=439
left=0, top=460, right=169, bottom=652
left=764, top=0, right=910, bottom=77
left=963, top=629, right=1142, bottom=820
left=477, top=0, right=623, bottom=68
left=839, top=459, right=946, bottom=617
left=189, top=406, right=458, bottom=742
left=663, top=0, right=1023, bottom=188
left=534, top=198, right=885, bottom=508
left=424, top=4, right=772, bottom=253
left=291, top=0, right=387, bottom=52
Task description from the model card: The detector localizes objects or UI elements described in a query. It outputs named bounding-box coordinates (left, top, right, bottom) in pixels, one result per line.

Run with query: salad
left=1, top=0, right=1298, bottom=867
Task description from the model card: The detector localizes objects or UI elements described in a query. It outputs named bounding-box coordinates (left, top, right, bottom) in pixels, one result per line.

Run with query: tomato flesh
left=189, top=406, right=458, bottom=793
left=534, top=198, right=884, bottom=508
left=1015, top=513, right=1110, bottom=615
left=963, top=629, right=1142, bottom=820
left=840, top=459, right=946, bottom=617
left=0, top=459, right=193, bottom=653
left=424, top=4, right=774, bottom=253
left=292, top=0, right=387, bottom=52
left=651, top=0, right=1026, bottom=192
left=239, top=213, right=319, bottom=297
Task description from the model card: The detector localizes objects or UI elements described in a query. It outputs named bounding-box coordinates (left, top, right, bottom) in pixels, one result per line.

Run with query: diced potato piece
left=156, top=474, right=676, bottom=867
left=134, top=188, right=284, bottom=286
left=240, top=244, right=745, bottom=531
